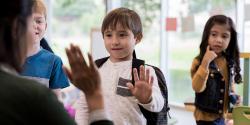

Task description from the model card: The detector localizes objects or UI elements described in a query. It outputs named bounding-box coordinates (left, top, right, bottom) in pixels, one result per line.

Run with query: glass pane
left=51, top=0, right=105, bottom=66
left=121, top=0, right=161, bottom=66
left=244, top=1, right=250, bottom=52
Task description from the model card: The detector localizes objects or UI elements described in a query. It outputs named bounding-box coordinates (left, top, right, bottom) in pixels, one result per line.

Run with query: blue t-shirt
left=21, top=49, right=69, bottom=89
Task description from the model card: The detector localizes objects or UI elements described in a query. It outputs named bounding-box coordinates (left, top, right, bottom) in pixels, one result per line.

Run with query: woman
left=0, top=0, right=112, bottom=125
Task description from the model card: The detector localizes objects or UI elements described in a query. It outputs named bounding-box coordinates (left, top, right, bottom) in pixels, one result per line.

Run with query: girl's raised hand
left=202, top=46, right=218, bottom=69
left=126, top=65, right=153, bottom=104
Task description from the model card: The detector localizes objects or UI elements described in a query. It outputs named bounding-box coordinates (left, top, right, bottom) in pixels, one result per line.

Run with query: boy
left=75, top=7, right=164, bottom=125
left=21, top=0, right=69, bottom=95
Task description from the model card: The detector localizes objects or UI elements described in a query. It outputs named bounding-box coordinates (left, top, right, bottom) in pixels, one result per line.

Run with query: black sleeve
left=90, top=120, right=114, bottom=125
left=40, top=38, right=54, bottom=53
left=28, top=83, right=114, bottom=125
left=30, top=87, right=77, bottom=125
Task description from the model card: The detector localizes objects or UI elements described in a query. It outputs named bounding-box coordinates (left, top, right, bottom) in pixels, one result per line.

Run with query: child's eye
left=222, top=35, right=229, bottom=39
left=37, top=20, right=42, bottom=24
left=105, top=34, right=112, bottom=37
left=35, top=20, right=44, bottom=24
left=119, top=33, right=127, bottom=37
left=210, top=33, right=217, bottom=37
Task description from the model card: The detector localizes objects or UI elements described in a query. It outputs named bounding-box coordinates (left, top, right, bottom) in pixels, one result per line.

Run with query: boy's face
left=31, top=12, right=47, bottom=44
left=103, top=24, right=140, bottom=62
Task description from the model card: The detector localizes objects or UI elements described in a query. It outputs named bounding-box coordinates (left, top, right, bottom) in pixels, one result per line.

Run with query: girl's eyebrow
left=209, top=31, right=217, bottom=34
left=210, top=30, right=217, bottom=32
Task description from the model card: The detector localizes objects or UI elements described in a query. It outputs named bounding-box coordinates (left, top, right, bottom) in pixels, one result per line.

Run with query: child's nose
left=216, top=37, right=223, bottom=43
left=111, top=36, right=119, bottom=45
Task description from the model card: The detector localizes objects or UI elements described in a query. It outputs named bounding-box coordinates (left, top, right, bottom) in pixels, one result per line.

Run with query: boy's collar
left=107, top=58, right=132, bottom=67
left=26, top=46, right=42, bottom=58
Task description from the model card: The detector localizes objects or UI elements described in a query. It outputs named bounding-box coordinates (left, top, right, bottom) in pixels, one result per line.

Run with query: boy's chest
left=100, top=65, right=132, bottom=91
left=99, top=65, right=145, bottom=124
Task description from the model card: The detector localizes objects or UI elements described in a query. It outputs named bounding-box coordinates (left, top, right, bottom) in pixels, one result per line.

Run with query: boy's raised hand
left=201, top=46, right=217, bottom=69
left=64, top=44, right=101, bottom=98
left=126, top=65, right=153, bottom=104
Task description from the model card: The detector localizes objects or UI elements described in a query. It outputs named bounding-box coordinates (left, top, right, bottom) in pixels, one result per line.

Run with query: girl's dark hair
left=196, top=15, right=242, bottom=83
left=0, top=0, right=34, bottom=72
left=101, top=7, right=143, bottom=40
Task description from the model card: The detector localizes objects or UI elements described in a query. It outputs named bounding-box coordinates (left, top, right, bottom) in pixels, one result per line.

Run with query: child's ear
left=135, top=34, right=143, bottom=44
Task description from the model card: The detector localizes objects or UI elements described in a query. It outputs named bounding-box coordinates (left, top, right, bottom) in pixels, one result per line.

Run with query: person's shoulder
left=98, top=58, right=112, bottom=68
left=0, top=71, right=62, bottom=124
left=0, top=71, right=50, bottom=97
left=1, top=70, right=34, bottom=85
left=40, top=49, right=62, bottom=61
left=40, top=49, right=55, bottom=57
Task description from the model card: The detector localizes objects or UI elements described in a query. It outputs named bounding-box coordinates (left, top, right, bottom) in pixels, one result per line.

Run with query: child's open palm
left=127, top=65, right=154, bottom=104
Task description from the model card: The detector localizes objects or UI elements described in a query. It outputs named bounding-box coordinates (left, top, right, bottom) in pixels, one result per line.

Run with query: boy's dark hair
left=197, top=15, right=242, bottom=83
left=101, top=7, right=143, bottom=40
left=0, top=0, right=34, bottom=72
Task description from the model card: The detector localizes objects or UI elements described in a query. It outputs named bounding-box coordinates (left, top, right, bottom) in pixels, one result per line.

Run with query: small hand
left=229, top=92, right=242, bottom=106
left=126, top=65, right=153, bottom=104
left=201, top=46, right=217, bottom=69
left=235, top=94, right=242, bottom=105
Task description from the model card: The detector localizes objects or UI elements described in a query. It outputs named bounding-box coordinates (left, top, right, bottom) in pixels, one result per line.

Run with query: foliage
left=189, top=0, right=236, bottom=14
left=122, top=0, right=161, bottom=32
left=52, top=0, right=105, bottom=35
left=53, top=0, right=97, bottom=20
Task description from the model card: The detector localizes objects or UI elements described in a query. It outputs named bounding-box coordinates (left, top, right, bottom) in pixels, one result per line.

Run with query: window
left=244, top=1, right=250, bottom=52
left=47, top=0, right=106, bottom=106
left=51, top=0, right=106, bottom=66
left=121, top=0, right=161, bottom=66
